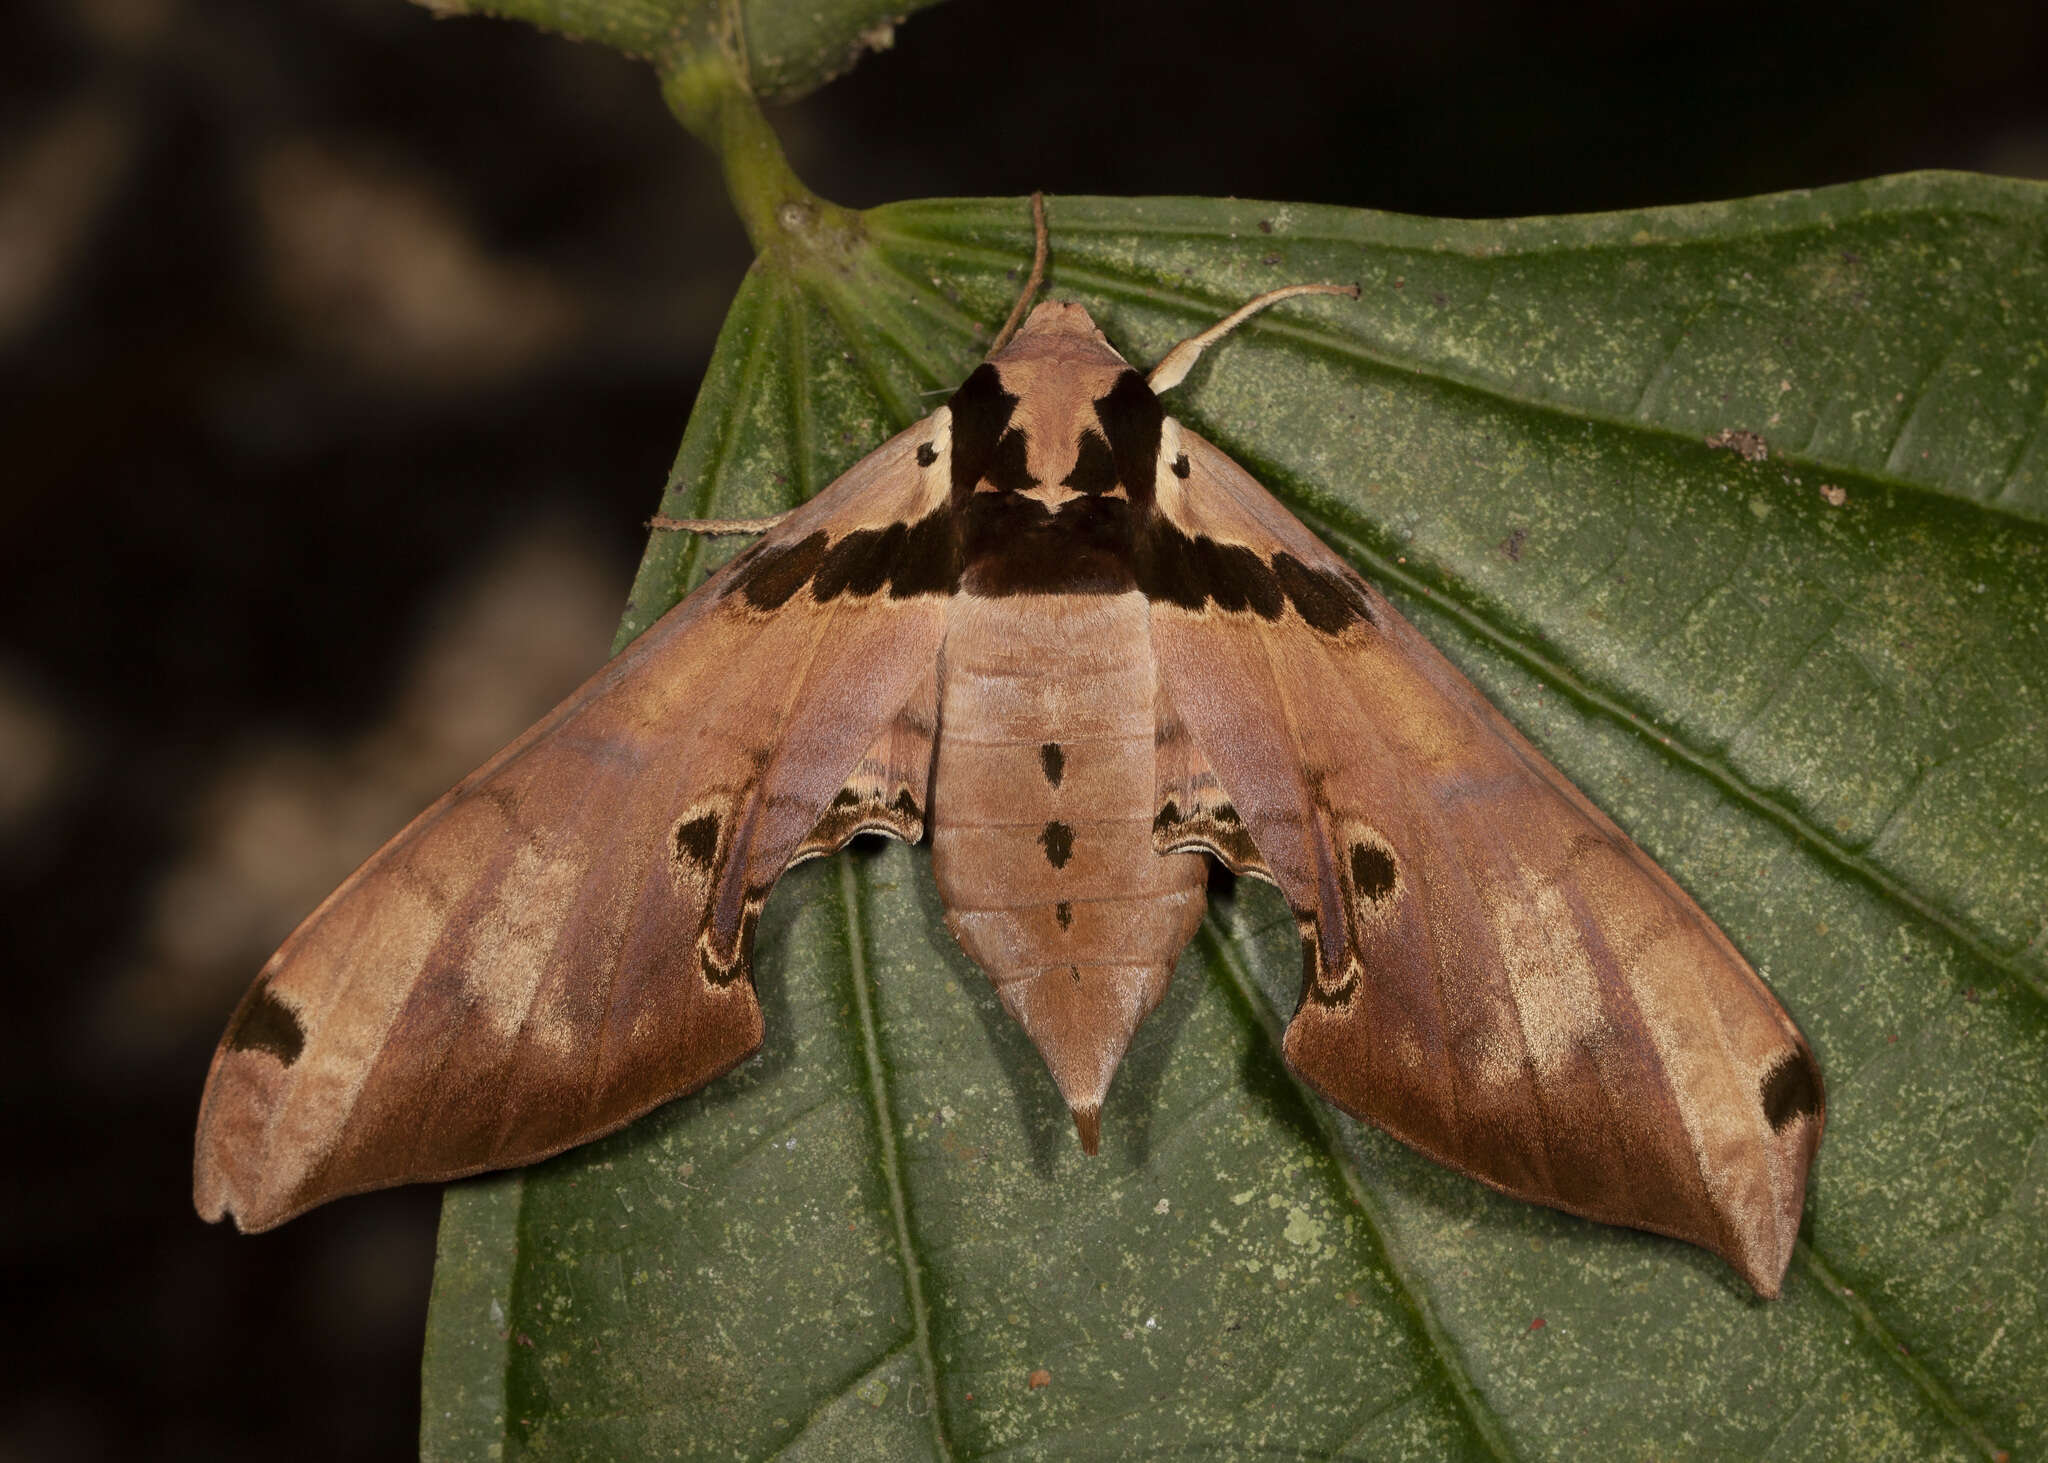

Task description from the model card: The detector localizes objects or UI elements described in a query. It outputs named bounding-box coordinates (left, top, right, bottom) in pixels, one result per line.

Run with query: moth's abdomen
left=931, top=591, right=1206, bottom=1150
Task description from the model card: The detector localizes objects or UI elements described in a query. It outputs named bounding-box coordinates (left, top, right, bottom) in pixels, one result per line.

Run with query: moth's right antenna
left=985, top=192, right=1048, bottom=356
left=1147, top=281, right=1360, bottom=393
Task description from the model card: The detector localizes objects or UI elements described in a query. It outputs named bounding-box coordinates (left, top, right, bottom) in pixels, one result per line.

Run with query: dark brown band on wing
left=723, top=509, right=963, bottom=609
left=1136, top=514, right=1374, bottom=634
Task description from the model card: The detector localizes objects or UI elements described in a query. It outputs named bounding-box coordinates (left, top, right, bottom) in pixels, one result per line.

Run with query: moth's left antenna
left=985, top=192, right=1048, bottom=356
left=647, top=509, right=790, bottom=536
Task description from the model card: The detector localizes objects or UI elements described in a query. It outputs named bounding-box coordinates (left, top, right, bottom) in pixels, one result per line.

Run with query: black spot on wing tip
left=226, top=980, right=305, bottom=1066
left=1039, top=820, right=1075, bottom=868
left=1348, top=842, right=1397, bottom=901
left=1296, top=931, right=1358, bottom=1009
left=1171, top=453, right=1190, bottom=479
left=1760, top=1049, right=1821, bottom=1131
left=697, top=942, right=753, bottom=990
left=1039, top=742, right=1065, bottom=787
left=916, top=441, right=937, bottom=467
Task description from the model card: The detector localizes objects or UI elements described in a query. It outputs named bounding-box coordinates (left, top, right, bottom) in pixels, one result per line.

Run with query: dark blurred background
left=2, top=0, right=2042, bottom=1457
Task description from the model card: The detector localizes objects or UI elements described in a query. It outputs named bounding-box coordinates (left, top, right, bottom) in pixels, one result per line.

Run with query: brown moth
left=195, top=214, right=1823, bottom=1298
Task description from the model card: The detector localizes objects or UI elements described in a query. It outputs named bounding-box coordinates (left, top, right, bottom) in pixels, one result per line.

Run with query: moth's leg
left=646, top=511, right=791, bottom=536
left=985, top=191, right=1049, bottom=355
left=1147, top=281, right=1362, bottom=393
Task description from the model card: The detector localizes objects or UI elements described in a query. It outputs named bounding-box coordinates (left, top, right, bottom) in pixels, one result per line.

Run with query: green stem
left=660, top=37, right=851, bottom=261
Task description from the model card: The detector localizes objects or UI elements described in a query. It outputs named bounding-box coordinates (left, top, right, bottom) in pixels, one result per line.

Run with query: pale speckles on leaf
left=1282, top=1206, right=1326, bottom=1252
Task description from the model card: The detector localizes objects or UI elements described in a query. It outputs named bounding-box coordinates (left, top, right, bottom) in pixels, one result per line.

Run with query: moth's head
left=947, top=301, right=1167, bottom=509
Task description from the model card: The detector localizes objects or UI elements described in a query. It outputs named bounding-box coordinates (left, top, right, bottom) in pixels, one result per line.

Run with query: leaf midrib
left=838, top=856, right=955, bottom=1461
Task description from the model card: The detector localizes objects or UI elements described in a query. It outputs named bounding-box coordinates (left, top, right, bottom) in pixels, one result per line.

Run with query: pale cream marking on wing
left=1578, top=852, right=1774, bottom=1240
left=921, top=405, right=953, bottom=499
left=1395, top=1029, right=1426, bottom=1073
left=1486, top=856, right=1609, bottom=1081
left=460, top=841, right=588, bottom=1055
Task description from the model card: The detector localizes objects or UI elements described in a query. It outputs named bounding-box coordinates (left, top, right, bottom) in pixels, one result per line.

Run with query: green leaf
left=413, top=0, right=950, bottom=101
left=421, top=175, right=2047, bottom=1460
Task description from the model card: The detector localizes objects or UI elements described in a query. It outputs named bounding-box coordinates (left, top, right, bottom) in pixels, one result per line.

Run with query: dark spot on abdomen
left=1039, top=820, right=1075, bottom=869
left=226, top=979, right=306, bottom=1066
left=1055, top=900, right=1072, bottom=929
left=1039, top=743, right=1065, bottom=787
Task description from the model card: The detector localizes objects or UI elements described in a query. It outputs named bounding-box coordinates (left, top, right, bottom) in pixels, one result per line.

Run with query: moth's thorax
left=996, top=300, right=1127, bottom=360
left=938, top=302, right=1171, bottom=599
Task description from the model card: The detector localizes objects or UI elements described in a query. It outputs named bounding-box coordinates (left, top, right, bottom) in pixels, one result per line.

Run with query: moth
left=195, top=208, right=1823, bottom=1297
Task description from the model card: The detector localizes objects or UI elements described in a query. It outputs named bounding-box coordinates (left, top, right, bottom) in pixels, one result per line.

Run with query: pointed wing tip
left=194, top=1197, right=273, bottom=1235
left=1731, top=1243, right=1791, bottom=1300
left=194, top=1132, right=296, bottom=1234
left=1071, top=1104, right=1102, bottom=1155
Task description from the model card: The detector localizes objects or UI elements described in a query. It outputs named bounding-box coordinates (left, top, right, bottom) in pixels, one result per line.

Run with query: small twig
left=647, top=512, right=790, bottom=536
left=986, top=191, right=1048, bottom=356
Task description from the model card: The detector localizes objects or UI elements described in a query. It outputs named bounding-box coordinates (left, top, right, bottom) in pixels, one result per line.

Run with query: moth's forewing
left=1145, top=425, right=1822, bottom=1297
left=194, top=429, right=952, bottom=1231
